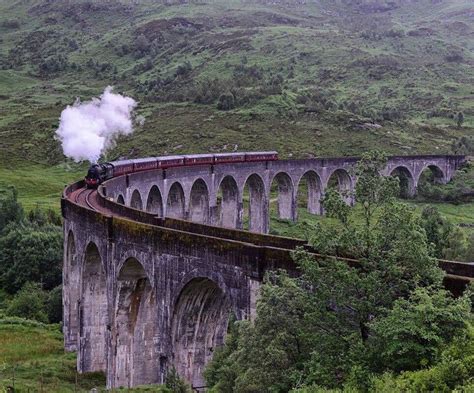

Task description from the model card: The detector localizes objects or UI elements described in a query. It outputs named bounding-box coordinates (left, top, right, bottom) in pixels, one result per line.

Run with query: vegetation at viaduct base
left=1, top=152, right=473, bottom=391
left=204, top=152, right=474, bottom=393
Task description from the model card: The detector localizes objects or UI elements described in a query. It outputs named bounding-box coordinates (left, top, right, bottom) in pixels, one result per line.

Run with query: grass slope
left=0, top=319, right=105, bottom=392
left=0, top=318, right=172, bottom=392
left=0, top=0, right=472, bottom=169
left=0, top=0, right=472, bottom=209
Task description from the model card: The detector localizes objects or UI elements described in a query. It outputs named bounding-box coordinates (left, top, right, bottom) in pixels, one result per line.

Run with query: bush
left=0, top=221, right=62, bottom=293
left=47, top=285, right=63, bottom=324
left=6, top=282, right=48, bottom=323
left=369, top=287, right=471, bottom=372
left=217, top=92, right=235, bottom=110
left=165, top=367, right=191, bottom=393
left=0, top=185, right=23, bottom=233
left=371, top=324, right=474, bottom=392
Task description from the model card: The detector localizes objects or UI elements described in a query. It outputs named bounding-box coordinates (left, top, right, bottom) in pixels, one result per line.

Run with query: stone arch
left=171, top=277, right=232, bottom=388
left=64, top=230, right=80, bottom=351
left=418, top=164, right=446, bottom=185
left=114, top=257, right=157, bottom=388
left=326, top=168, right=354, bottom=206
left=390, top=166, right=416, bottom=198
left=146, top=185, right=163, bottom=217
left=189, top=179, right=210, bottom=224
left=166, top=182, right=185, bottom=219
left=117, top=194, right=125, bottom=205
left=130, top=189, right=143, bottom=210
left=270, top=172, right=295, bottom=221
left=297, top=170, right=322, bottom=215
left=216, top=175, right=240, bottom=229
left=79, top=242, right=107, bottom=373
left=242, top=174, right=268, bottom=233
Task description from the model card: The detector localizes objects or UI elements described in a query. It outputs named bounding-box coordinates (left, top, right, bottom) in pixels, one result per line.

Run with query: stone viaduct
left=62, top=154, right=472, bottom=390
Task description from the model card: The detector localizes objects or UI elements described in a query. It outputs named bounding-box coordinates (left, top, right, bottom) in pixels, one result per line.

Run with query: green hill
left=0, top=0, right=472, bottom=168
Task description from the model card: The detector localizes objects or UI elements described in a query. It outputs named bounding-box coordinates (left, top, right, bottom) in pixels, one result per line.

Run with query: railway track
left=72, top=187, right=97, bottom=211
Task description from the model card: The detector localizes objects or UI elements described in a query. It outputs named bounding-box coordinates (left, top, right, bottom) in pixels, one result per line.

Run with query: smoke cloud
left=55, top=86, right=137, bottom=163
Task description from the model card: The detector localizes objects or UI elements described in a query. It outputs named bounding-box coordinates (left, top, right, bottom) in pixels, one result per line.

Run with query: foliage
left=369, top=286, right=471, bottom=372
left=0, top=219, right=62, bottom=294
left=5, top=282, right=49, bottom=323
left=204, top=318, right=240, bottom=392
left=417, top=163, right=474, bottom=204
left=0, top=185, right=23, bottom=233
left=205, top=152, right=472, bottom=392
left=371, top=323, right=474, bottom=392
left=46, top=285, right=63, bottom=324
left=217, top=92, right=235, bottom=111
left=420, top=206, right=451, bottom=258
left=165, top=367, right=192, bottom=393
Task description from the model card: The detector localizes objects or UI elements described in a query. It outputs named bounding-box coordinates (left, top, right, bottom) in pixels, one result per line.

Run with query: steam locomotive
left=85, top=151, right=278, bottom=188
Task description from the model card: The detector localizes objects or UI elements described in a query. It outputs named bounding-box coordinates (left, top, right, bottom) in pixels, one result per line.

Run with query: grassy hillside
left=0, top=0, right=472, bottom=170
left=0, top=318, right=106, bottom=392
left=0, top=318, right=175, bottom=392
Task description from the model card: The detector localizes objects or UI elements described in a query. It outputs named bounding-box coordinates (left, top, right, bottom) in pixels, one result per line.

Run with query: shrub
left=47, top=285, right=63, bottom=324
left=217, top=92, right=235, bottom=110
left=6, top=282, right=48, bottom=323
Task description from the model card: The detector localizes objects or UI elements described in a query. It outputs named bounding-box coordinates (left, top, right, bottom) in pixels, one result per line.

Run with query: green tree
left=206, top=152, right=459, bottom=392
left=0, top=221, right=62, bottom=293
left=217, top=92, right=235, bottom=110
left=371, top=324, right=474, bottom=392
left=165, top=367, right=191, bottom=393
left=456, top=111, right=464, bottom=128
left=0, top=185, right=23, bottom=233
left=6, top=282, right=48, bottom=323
left=47, top=285, right=63, bottom=324
left=369, top=286, right=471, bottom=372
left=420, top=206, right=457, bottom=258
left=134, top=33, right=150, bottom=55
left=442, top=226, right=467, bottom=261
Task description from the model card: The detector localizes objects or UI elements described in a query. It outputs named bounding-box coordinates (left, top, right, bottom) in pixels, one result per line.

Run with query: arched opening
left=189, top=179, right=210, bottom=224
left=390, top=166, right=416, bottom=198
left=130, top=189, right=143, bottom=210
left=242, top=174, right=268, bottom=233
left=297, top=171, right=322, bottom=215
left=172, top=278, right=232, bottom=388
left=417, top=165, right=446, bottom=195
left=216, top=176, right=240, bottom=229
left=146, top=185, right=163, bottom=217
left=269, top=172, right=295, bottom=221
left=64, top=231, right=80, bottom=351
left=327, top=169, right=354, bottom=206
left=117, top=194, right=125, bottom=205
left=114, top=258, right=157, bottom=388
left=79, top=242, right=107, bottom=373
left=166, top=182, right=185, bottom=219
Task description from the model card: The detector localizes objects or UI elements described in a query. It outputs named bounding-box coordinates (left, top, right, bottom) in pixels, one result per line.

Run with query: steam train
left=85, top=151, right=279, bottom=188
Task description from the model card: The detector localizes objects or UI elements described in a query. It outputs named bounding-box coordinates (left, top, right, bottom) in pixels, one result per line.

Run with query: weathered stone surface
left=63, top=154, right=468, bottom=389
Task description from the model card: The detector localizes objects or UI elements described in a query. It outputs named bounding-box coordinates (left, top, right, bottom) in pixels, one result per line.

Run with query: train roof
left=109, top=159, right=135, bottom=166
left=133, top=157, right=157, bottom=164
left=245, top=151, right=278, bottom=155
left=214, top=152, right=246, bottom=157
left=184, top=154, right=214, bottom=159
left=156, top=155, right=185, bottom=161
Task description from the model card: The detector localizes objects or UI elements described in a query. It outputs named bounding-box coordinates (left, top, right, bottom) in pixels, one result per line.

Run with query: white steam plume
left=55, top=86, right=137, bottom=163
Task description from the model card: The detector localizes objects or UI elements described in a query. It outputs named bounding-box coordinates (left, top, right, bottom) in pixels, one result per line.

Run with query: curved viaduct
left=62, top=154, right=472, bottom=390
